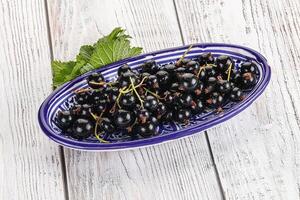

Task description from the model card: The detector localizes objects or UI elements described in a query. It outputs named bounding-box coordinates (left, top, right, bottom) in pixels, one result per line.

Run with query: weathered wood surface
left=0, top=0, right=65, bottom=199
left=2, top=0, right=300, bottom=199
left=175, top=0, right=300, bottom=199
left=47, top=0, right=223, bottom=200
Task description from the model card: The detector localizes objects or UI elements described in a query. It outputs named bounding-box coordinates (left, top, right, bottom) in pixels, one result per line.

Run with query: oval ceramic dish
left=38, top=43, right=271, bottom=151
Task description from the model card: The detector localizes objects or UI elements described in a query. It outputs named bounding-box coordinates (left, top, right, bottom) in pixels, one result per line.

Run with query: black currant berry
left=178, top=73, right=198, bottom=91
left=144, top=95, right=159, bottom=112
left=114, top=109, right=134, bottom=129
left=118, top=64, right=132, bottom=76
left=230, top=87, right=243, bottom=101
left=87, top=73, right=105, bottom=89
left=175, top=109, right=191, bottom=123
left=71, top=118, right=94, bottom=140
left=133, top=122, right=157, bottom=138
left=56, top=111, right=74, bottom=130
left=141, top=59, right=158, bottom=74
left=198, top=52, right=214, bottom=66
left=216, top=55, right=234, bottom=73
left=240, top=62, right=259, bottom=75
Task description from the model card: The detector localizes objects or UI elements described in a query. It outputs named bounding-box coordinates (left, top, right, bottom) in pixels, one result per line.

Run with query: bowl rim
left=38, top=43, right=271, bottom=150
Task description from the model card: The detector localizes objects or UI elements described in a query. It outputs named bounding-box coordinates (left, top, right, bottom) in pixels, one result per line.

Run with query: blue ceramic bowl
left=38, top=43, right=271, bottom=151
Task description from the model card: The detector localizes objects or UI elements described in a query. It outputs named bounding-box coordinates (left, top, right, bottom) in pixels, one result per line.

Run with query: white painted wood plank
left=47, top=0, right=223, bottom=199
left=0, top=0, right=66, bottom=199
left=175, top=0, right=300, bottom=199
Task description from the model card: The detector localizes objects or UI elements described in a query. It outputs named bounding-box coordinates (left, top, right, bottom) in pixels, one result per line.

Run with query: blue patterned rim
left=38, top=43, right=271, bottom=151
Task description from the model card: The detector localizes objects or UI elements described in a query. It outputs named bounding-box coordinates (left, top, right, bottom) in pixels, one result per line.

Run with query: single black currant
left=191, top=99, right=205, bottom=114
left=118, top=64, right=132, bottom=76
left=119, top=92, right=136, bottom=109
left=216, top=55, right=234, bottom=73
left=87, top=73, right=105, bottom=89
left=144, top=95, right=159, bottom=112
left=141, top=59, right=158, bottom=74
left=241, top=72, right=256, bottom=89
left=136, top=108, right=151, bottom=124
left=240, top=62, right=259, bottom=75
left=133, top=122, right=157, bottom=138
left=56, top=111, right=74, bottom=130
left=198, top=52, right=214, bottom=66
left=178, top=73, right=198, bottom=91
left=175, top=109, right=191, bottom=123
left=114, top=109, right=134, bottom=128
left=71, top=118, right=94, bottom=140
left=156, top=70, right=170, bottom=88
left=206, top=92, right=224, bottom=108
left=75, top=91, right=90, bottom=105
left=230, top=87, right=243, bottom=101
left=178, top=93, right=193, bottom=107
left=146, top=75, right=159, bottom=88
left=217, top=80, right=231, bottom=94
left=155, top=102, right=167, bottom=118
left=186, top=60, right=200, bottom=74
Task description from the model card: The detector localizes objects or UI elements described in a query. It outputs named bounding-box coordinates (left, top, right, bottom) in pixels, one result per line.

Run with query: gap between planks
left=43, top=0, right=70, bottom=199
left=172, top=0, right=226, bottom=198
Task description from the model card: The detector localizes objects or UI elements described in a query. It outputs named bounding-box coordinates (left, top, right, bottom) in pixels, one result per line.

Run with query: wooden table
left=1, top=0, right=300, bottom=199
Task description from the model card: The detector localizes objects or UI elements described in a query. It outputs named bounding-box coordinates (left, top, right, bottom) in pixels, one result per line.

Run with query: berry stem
left=95, top=132, right=109, bottom=143
left=94, top=117, right=109, bottom=143
left=176, top=44, right=193, bottom=66
left=130, top=77, right=144, bottom=108
left=90, top=111, right=100, bottom=121
left=196, top=66, right=205, bottom=78
left=107, top=81, right=118, bottom=87
left=227, top=63, right=233, bottom=81
left=134, top=76, right=148, bottom=88
left=143, top=87, right=164, bottom=100
left=74, top=88, right=93, bottom=93
left=196, top=63, right=217, bottom=78
left=89, top=81, right=106, bottom=86
left=116, top=86, right=130, bottom=108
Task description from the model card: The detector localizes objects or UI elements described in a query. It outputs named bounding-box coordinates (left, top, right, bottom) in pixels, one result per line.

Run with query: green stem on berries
left=74, top=88, right=93, bottom=93
left=95, top=132, right=109, bottom=143
left=143, top=87, right=164, bottom=100
left=196, top=66, right=206, bottom=78
left=94, top=121, right=109, bottom=143
left=89, top=81, right=106, bottom=86
left=119, top=86, right=132, bottom=94
left=206, top=63, right=217, bottom=67
left=176, top=44, right=193, bottom=66
left=196, top=63, right=217, bottom=78
left=116, top=92, right=123, bottom=108
left=93, top=112, right=109, bottom=143
left=115, top=86, right=130, bottom=108
left=90, top=112, right=100, bottom=121
left=135, top=76, right=148, bottom=88
left=130, top=77, right=144, bottom=108
left=120, top=76, right=147, bottom=94
left=107, top=81, right=117, bottom=87
left=227, top=63, right=232, bottom=81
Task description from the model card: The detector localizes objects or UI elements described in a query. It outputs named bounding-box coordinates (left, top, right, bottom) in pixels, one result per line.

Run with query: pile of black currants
left=55, top=52, right=258, bottom=142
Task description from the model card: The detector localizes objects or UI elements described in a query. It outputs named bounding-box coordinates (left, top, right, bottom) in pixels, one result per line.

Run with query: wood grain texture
left=175, top=0, right=300, bottom=199
left=0, top=0, right=66, bottom=199
left=47, top=0, right=223, bottom=199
